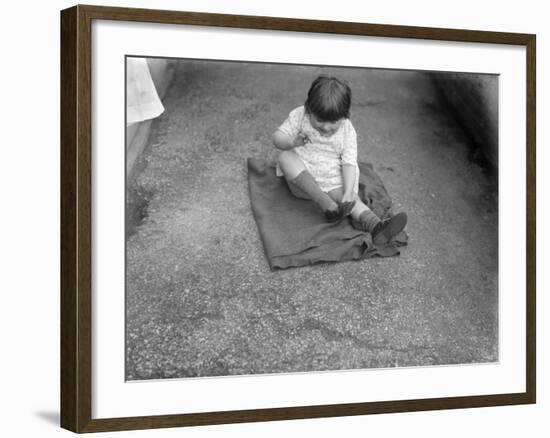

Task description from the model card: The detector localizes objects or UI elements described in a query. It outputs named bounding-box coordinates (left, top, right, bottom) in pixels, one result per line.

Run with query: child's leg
left=326, top=187, right=344, bottom=203
left=278, top=150, right=340, bottom=219
left=349, top=195, right=408, bottom=245
left=349, top=197, right=381, bottom=231
left=285, top=176, right=311, bottom=200
left=277, top=150, right=308, bottom=180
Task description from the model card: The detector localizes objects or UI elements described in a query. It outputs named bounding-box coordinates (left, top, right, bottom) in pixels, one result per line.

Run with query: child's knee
left=277, top=150, right=304, bottom=175
left=277, top=150, right=295, bottom=168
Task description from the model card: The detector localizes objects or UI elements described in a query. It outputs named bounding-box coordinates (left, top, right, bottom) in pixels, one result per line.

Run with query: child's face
left=308, top=114, right=343, bottom=137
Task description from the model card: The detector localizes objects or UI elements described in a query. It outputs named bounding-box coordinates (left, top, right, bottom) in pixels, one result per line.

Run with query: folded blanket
left=247, top=158, right=407, bottom=270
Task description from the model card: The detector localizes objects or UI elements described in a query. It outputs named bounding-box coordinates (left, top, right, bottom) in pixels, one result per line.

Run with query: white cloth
left=276, top=105, right=359, bottom=193
left=126, top=58, right=164, bottom=125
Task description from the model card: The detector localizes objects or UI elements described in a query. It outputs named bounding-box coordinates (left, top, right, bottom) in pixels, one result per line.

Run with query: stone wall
left=431, top=73, right=498, bottom=169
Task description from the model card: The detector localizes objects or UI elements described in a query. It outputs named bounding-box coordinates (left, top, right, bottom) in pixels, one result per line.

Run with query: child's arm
left=342, top=164, right=356, bottom=203
left=341, top=121, right=358, bottom=203
left=273, top=107, right=310, bottom=150
left=272, top=129, right=309, bottom=151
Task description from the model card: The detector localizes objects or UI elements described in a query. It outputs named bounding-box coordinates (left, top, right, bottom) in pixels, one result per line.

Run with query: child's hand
left=341, top=192, right=355, bottom=204
left=292, top=132, right=310, bottom=148
left=339, top=192, right=356, bottom=217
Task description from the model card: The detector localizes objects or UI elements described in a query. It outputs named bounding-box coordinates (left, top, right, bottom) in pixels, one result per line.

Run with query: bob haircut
left=304, top=75, right=351, bottom=122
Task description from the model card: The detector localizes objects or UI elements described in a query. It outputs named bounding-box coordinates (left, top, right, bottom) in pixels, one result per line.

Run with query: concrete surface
left=125, top=60, right=498, bottom=380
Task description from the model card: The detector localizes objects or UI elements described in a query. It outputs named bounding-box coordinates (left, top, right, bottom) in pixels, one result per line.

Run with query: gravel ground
left=125, top=60, right=498, bottom=380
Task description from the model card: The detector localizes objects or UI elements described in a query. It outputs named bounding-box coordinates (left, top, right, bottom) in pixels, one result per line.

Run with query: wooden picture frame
left=60, top=4, right=536, bottom=433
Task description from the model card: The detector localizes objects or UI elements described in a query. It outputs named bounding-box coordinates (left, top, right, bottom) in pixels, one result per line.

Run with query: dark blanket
left=247, top=158, right=407, bottom=270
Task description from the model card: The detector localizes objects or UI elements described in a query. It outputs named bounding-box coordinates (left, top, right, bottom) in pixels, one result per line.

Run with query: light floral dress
left=276, top=105, right=360, bottom=193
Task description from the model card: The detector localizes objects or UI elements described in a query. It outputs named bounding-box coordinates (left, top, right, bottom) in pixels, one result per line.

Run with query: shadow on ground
left=125, top=60, right=498, bottom=380
left=34, top=411, right=59, bottom=427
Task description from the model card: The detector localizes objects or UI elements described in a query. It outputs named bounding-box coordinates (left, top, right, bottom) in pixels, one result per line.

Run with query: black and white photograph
left=2, top=0, right=546, bottom=435
left=125, top=57, right=499, bottom=381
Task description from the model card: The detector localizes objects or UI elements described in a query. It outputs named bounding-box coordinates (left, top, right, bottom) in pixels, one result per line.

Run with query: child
left=272, top=75, right=407, bottom=245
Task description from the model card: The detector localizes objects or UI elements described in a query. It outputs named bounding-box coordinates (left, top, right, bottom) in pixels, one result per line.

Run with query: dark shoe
left=371, top=212, right=407, bottom=245
left=324, top=207, right=342, bottom=222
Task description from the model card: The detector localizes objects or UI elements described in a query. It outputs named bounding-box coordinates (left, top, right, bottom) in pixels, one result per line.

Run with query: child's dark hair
left=304, top=75, right=351, bottom=122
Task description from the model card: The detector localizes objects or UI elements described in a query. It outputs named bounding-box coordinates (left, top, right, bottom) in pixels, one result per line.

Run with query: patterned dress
left=276, top=105, right=360, bottom=193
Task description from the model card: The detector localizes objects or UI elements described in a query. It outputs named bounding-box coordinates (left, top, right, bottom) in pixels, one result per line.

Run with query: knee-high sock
left=291, top=170, right=337, bottom=211
left=358, top=209, right=380, bottom=233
